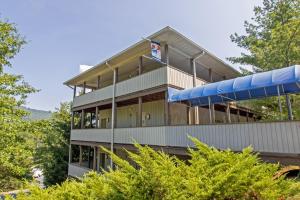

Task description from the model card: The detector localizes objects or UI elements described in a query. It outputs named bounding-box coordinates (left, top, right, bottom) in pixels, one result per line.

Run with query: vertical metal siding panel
left=267, top=123, right=275, bottom=152
left=270, top=122, right=278, bottom=152
left=285, top=122, right=293, bottom=153
left=280, top=122, right=289, bottom=153
left=288, top=122, right=296, bottom=153
left=291, top=122, right=300, bottom=152
left=275, top=123, right=284, bottom=152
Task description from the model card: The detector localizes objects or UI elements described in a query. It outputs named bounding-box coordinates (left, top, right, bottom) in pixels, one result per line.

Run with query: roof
left=168, top=65, right=300, bottom=106
left=64, top=26, right=239, bottom=86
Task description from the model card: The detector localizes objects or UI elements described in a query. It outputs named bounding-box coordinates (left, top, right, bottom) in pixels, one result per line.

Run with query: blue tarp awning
left=168, top=65, right=300, bottom=106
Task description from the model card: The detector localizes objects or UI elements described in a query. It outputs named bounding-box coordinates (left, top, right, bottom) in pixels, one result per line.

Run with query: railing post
left=81, top=110, right=85, bottom=129
left=138, top=97, right=142, bottom=127
left=95, top=107, right=99, bottom=128
left=79, top=145, right=82, bottom=166
left=164, top=44, right=169, bottom=65
left=73, top=86, right=77, bottom=98
left=93, top=147, right=97, bottom=170
left=139, top=56, right=143, bottom=75
left=164, top=90, right=169, bottom=125
left=226, top=103, right=231, bottom=123
left=83, top=82, right=86, bottom=94
left=97, top=76, right=101, bottom=89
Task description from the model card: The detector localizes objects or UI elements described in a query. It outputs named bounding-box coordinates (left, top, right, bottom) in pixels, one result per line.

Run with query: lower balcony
left=70, top=120, right=300, bottom=155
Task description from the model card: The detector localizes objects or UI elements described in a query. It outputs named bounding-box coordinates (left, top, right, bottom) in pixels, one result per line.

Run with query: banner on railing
left=150, top=41, right=161, bottom=61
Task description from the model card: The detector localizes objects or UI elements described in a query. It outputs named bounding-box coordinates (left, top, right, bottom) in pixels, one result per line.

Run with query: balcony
left=73, top=66, right=206, bottom=108
left=70, top=120, right=300, bottom=155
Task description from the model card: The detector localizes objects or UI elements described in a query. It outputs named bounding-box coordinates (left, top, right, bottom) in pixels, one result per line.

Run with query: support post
left=79, top=145, right=82, bottom=166
left=81, top=110, right=85, bottom=129
left=73, top=86, right=77, bottom=98
left=96, top=149, right=100, bottom=171
left=237, top=109, right=240, bottom=122
left=212, top=104, right=215, bottom=123
left=208, top=97, right=212, bottom=124
left=209, top=68, right=215, bottom=123
left=71, top=111, right=75, bottom=129
left=226, top=103, right=231, bottom=123
left=277, top=85, right=283, bottom=120
left=138, top=56, right=143, bottom=75
left=208, top=68, right=213, bottom=82
left=187, top=103, right=190, bottom=124
left=110, top=68, right=117, bottom=168
left=83, top=82, right=86, bottom=94
left=164, top=90, right=169, bottom=125
left=93, top=147, right=97, bottom=170
left=95, top=107, right=99, bottom=128
left=68, top=144, right=72, bottom=163
left=191, top=58, right=199, bottom=124
left=246, top=111, right=249, bottom=122
left=164, top=44, right=169, bottom=65
left=285, top=94, right=293, bottom=120
left=138, top=97, right=142, bottom=127
left=97, top=76, right=101, bottom=89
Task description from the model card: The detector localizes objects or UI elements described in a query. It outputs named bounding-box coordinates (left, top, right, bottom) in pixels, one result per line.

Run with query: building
left=64, top=27, right=300, bottom=178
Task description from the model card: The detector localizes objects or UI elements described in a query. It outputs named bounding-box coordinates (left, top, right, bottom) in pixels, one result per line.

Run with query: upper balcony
left=73, top=66, right=207, bottom=108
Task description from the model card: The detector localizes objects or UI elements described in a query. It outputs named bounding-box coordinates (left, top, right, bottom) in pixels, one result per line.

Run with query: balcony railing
left=71, top=120, right=300, bottom=155
left=73, top=66, right=208, bottom=108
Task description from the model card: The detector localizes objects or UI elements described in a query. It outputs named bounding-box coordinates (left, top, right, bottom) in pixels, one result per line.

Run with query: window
left=71, top=145, right=80, bottom=163
left=81, top=146, right=94, bottom=169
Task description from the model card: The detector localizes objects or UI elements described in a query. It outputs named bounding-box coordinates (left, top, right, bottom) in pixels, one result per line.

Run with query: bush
left=15, top=137, right=300, bottom=200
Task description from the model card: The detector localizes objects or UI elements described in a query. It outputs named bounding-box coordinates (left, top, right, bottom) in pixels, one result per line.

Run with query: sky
left=1, top=0, right=262, bottom=111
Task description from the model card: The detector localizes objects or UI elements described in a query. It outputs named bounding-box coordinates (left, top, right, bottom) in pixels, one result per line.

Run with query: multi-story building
left=64, top=27, right=300, bottom=178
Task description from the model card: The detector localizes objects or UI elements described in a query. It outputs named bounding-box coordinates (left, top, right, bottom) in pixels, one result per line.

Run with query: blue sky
left=1, top=0, right=261, bottom=111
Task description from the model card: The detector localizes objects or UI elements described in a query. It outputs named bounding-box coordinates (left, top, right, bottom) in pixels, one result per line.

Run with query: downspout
left=106, top=62, right=116, bottom=168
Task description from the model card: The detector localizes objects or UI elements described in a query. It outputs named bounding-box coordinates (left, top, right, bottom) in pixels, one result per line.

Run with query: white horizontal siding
left=68, top=164, right=91, bottom=178
left=116, top=67, right=167, bottom=96
left=71, top=121, right=300, bottom=154
left=71, top=129, right=111, bottom=142
left=73, top=86, right=113, bottom=107
left=167, top=67, right=207, bottom=89
left=73, top=66, right=208, bottom=108
left=165, top=121, right=300, bottom=154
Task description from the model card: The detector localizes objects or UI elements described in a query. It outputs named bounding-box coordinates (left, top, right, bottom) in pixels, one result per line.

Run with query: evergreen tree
left=15, top=138, right=300, bottom=200
left=228, top=0, right=300, bottom=119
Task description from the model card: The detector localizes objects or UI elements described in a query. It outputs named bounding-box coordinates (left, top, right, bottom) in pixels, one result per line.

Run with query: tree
left=36, top=102, right=71, bottom=186
left=0, top=18, right=38, bottom=191
left=15, top=138, right=300, bottom=200
left=228, top=0, right=300, bottom=119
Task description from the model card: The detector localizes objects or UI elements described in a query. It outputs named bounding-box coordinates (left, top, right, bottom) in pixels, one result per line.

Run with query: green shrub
left=15, top=137, right=300, bottom=200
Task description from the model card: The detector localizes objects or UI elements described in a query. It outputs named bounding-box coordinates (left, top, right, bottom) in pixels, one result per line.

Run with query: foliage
left=228, top=0, right=300, bottom=70
left=228, top=0, right=300, bottom=120
left=15, top=138, right=300, bottom=200
left=36, top=102, right=71, bottom=186
left=0, top=18, right=39, bottom=191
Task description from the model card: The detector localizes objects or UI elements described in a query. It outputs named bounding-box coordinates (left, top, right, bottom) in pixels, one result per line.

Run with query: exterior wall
left=71, top=121, right=300, bottom=155
left=170, top=103, right=188, bottom=125
left=142, top=100, right=165, bottom=127
left=116, top=100, right=165, bottom=128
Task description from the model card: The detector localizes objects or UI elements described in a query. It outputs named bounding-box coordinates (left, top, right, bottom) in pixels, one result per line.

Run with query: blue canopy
left=168, top=65, right=300, bottom=106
